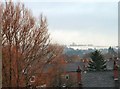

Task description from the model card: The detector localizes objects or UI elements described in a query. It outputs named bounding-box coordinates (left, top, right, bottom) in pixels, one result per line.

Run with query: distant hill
left=63, top=45, right=118, bottom=59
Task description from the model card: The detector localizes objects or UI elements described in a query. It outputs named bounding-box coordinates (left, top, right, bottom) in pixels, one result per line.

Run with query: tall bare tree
left=1, top=1, right=63, bottom=87
left=0, top=38, right=1, bottom=88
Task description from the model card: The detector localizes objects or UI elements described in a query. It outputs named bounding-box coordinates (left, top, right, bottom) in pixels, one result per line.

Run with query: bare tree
left=32, top=44, right=64, bottom=87
left=1, top=1, right=63, bottom=87
left=0, top=2, right=2, bottom=88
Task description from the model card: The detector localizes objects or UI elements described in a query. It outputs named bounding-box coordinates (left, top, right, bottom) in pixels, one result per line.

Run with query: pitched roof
left=62, top=61, right=120, bottom=87
left=64, top=62, right=84, bottom=72
left=82, top=71, right=117, bottom=87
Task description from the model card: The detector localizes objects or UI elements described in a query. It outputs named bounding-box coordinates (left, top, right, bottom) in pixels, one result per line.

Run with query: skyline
left=11, top=0, right=118, bottom=46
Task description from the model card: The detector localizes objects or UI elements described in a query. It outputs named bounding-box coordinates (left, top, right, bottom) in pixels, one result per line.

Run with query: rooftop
left=82, top=71, right=119, bottom=87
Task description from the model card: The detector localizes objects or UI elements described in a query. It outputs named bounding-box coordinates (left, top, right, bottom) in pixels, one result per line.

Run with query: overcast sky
left=11, top=0, right=119, bottom=46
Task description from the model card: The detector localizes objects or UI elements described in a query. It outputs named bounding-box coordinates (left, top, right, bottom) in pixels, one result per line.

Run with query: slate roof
left=64, top=62, right=84, bottom=72
left=117, top=59, right=120, bottom=66
left=42, top=60, right=120, bottom=87
left=106, top=60, right=114, bottom=70
left=82, top=71, right=119, bottom=87
left=63, top=61, right=120, bottom=87
left=64, top=60, right=120, bottom=72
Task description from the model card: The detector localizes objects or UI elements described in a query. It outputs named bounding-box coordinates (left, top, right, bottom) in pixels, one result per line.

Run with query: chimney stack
left=76, top=66, right=82, bottom=87
left=114, top=61, right=119, bottom=81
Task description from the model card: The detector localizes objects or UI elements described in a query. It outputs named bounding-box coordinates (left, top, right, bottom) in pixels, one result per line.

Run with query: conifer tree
left=88, top=50, right=106, bottom=71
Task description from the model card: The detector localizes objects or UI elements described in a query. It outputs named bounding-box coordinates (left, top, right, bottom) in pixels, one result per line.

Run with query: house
left=59, top=60, right=120, bottom=87
left=30, top=58, right=120, bottom=87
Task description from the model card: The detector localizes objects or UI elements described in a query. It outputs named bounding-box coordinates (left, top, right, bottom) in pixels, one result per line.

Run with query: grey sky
left=13, top=0, right=118, bottom=46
